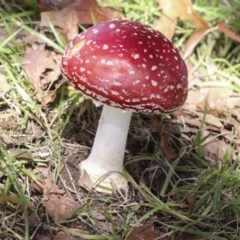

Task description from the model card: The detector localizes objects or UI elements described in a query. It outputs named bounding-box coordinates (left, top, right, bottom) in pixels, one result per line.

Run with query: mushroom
left=60, top=19, right=188, bottom=192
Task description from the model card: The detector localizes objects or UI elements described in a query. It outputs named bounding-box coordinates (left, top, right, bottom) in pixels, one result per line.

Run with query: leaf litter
left=41, top=172, right=82, bottom=223
left=22, top=42, right=63, bottom=107
left=1, top=0, right=240, bottom=239
left=38, top=0, right=112, bottom=24
left=153, top=0, right=210, bottom=58
left=40, top=6, right=79, bottom=42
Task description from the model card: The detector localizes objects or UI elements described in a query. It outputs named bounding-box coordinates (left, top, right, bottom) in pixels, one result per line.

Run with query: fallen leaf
left=38, top=0, right=110, bottom=25
left=196, top=88, right=230, bottom=118
left=42, top=173, right=82, bottom=222
left=173, top=103, right=239, bottom=164
left=10, top=148, right=33, bottom=160
left=22, top=42, right=62, bottom=106
left=100, top=0, right=123, bottom=20
left=186, top=193, right=194, bottom=215
left=160, top=129, right=178, bottom=161
left=23, top=43, right=59, bottom=90
left=182, top=117, right=201, bottom=128
left=94, top=220, right=113, bottom=233
left=232, top=109, right=240, bottom=122
left=0, top=133, right=13, bottom=145
left=155, top=0, right=208, bottom=38
left=202, top=137, right=230, bottom=162
left=0, top=193, right=20, bottom=203
left=127, top=222, right=163, bottom=240
left=78, top=170, right=94, bottom=191
left=64, top=0, right=111, bottom=24
left=196, top=112, right=223, bottom=129
left=39, top=91, right=57, bottom=109
left=35, top=164, right=51, bottom=179
left=226, top=98, right=240, bottom=109
left=40, top=6, right=79, bottom=42
left=154, top=0, right=209, bottom=58
left=186, top=87, right=240, bottom=122
left=153, top=0, right=178, bottom=39
left=183, top=25, right=214, bottom=59
left=1, top=117, right=18, bottom=130
left=91, top=211, right=106, bottom=220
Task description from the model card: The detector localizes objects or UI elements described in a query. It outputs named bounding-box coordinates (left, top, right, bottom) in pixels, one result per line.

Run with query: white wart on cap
left=61, top=20, right=188, bottom=113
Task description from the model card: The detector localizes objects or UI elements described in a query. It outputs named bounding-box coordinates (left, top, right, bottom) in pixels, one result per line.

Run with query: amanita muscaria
left=61, top=19, right=188, bottom=192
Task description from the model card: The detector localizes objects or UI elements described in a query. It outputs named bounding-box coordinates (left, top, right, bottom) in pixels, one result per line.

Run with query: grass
left=1, top=0, right=240, bottom=239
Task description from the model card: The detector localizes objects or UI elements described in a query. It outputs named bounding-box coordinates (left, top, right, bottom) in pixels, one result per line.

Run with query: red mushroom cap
left=61, top=20, right=188, bottom=113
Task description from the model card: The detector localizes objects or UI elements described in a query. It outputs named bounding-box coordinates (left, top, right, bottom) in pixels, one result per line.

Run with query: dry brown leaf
left=196, top=88, right=230, bottom=117
left=39, top=91, right=57, bottom=110
left=42, top=173, right=82, bottom=222
left=22, top=43, right=62, bottom=106
left=226, top=98, right=240, bottom=110
left=187, top=87, right=240, bottom=135
left=40, top=6, right=79, bottom=42
left=200, top=130, right=229, bottom=162
left=202, top=138, right=229, bottom=162
left=0, top=133, right=13, bottom=145
left=95, top=220, right=113, bottom=233
left=160, top=130, right=178, bottom=161
left=78, top=170, right=94, bottom=191
left=127, top=222, right=163, bottom=240
left=186, top=193, right=194, bottom=215
left=38, top=0, right=110, bottom=25
left=183, top=26, right=213, bottom=59
left=176, top=106, right=223, bottom=132
left=182, top=117, right=201, bottom=128
left=154, top=0, right=209, bottom=58
left=0, top=193, right=20, bottom=204
left=91, top=211, right=106, bottom=220
left=100, top=0, right=123, bottom=20
left=232, top=109, right=240, bottom=122
left=67, top=0, right=111, bottom=24
left=155, top=0, right=209, bottom=37
left=9, top=148, right=33, bottom=160
left=35, top=164, right=51, bottom=179
left=174, top=104, right=238, bottom=163
left=1, top=117, right=18, bottom=130
left=221, top=129, right=236, bottom=143
left=196, top=112, right=223, bottom=129
left=23, top=43, right=59, bottom=90
left=187, top=87, right=240, bottom=119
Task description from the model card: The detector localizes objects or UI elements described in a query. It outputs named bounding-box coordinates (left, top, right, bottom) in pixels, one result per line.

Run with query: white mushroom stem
left=79, top=105, right=132, bottom=192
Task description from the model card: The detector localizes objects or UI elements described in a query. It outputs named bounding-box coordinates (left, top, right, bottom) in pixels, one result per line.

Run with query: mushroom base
left=79, top=161, right=128, bottom=192
left=78, top=105, right=132, bottom=193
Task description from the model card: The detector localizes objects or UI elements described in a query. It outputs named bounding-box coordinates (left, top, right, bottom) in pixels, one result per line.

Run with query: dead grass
left=1, top=0, right=240, bottom=239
